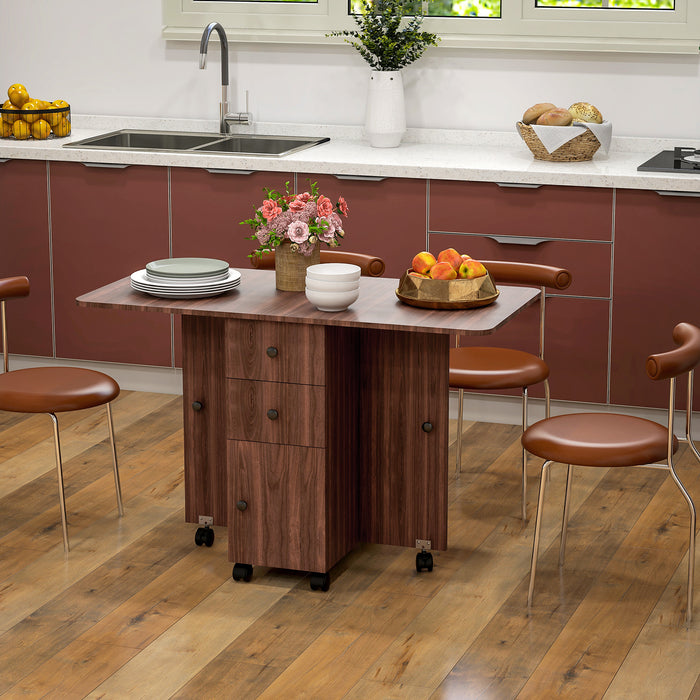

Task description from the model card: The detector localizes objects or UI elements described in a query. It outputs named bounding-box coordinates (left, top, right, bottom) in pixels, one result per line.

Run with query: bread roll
left=568, top=102, right=603, bottom=124
left=536, top=108, right=573, bottom=126
left=522, top=102, right=557, bottom=125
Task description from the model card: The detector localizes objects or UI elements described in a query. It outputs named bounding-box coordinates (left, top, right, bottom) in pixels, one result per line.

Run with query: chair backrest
left=250, top=249, right=386, bottom=277
left=0, top=276, right=30, bottom=373
left=480, top=261, right=572, bottom=359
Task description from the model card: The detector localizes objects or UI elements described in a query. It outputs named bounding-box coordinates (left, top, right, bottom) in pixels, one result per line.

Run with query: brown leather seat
left=0, top=276, right=123, bottom=552
left=251, top=249, right=386, bottom=277
left=523, top=322, right=700, bottom=623
left=450, top=260, right=572, bottom=520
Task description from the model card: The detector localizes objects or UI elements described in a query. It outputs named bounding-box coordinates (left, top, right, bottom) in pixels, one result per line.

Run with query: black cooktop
left=638, top=147, right=700, bottom=174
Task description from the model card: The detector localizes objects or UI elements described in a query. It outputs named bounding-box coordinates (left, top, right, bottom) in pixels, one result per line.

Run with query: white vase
left=364, top=70, right=406, bottom=148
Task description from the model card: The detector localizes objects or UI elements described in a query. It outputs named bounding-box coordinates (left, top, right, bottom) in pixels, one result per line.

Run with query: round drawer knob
left=267, top=409, right=279, bottom=421
left=192, top=401, right=203, bottom=412
left=266, top=346, right=278, bottom=358
left=236, top=500, right=248, bottom=512
left=421, top=421, right=433, bottom=433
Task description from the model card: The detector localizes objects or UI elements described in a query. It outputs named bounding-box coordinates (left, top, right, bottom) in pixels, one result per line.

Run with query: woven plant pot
left=275, top=240, right=320, bottom=291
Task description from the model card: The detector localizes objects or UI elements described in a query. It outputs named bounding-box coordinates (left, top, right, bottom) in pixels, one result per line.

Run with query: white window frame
left=162, top=0, right=700, bottom=54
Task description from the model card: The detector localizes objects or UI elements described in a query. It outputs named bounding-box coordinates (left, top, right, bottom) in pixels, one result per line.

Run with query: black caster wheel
left=416, top=551, right=433, bottom=573
left=194, top=526, right=215, bottom=547
left=309, top=572, right=330, bottom=591
left=232, top=563, right=253, bottom=582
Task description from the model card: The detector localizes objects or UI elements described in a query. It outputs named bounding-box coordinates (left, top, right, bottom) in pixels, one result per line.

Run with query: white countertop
left=2, top=115, right=700, bottom=193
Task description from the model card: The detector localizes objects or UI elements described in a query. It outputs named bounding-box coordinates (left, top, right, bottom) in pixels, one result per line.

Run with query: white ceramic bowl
left=305, top=277, right=360, bottom=293
left=305, top=286, right=360, bottom=312
left=306, top=263, right=361, bottom=283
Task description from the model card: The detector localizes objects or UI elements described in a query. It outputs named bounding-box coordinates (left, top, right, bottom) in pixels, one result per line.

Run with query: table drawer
left=225, top=319, right=325, bottom=385
left=430, top=180, right=613, bottom=242
left=226, top=379, right=326, bottom=448
left=430, top=232, right=611, bottom=299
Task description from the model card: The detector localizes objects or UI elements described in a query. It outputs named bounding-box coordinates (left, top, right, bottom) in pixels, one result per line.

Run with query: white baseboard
left=9, top=355, right=698, bottom=437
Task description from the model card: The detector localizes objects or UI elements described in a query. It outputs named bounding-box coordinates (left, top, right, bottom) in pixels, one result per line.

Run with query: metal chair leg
left=521, top=387, right=529, bottom=520
left=559, top=465, right=573, bottom=567
left=456, top=388, right=464, bottom=476
left=106, top=403, right=124, bottom=517
left=528, top=459, right=552, bottom=610
left=49, top=413, right=70, bottom=553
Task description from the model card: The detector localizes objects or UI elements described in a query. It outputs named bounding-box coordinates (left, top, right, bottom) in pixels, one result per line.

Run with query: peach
left=461, top=253, right=472, bottom=263
left=408, top=271, right=430, bottom=279
left=437, top=247, right=462, bottom=271
left=412, top=251, right=436, bottom=275
left=458, top=259, right=487, bottom=279
left=429, top=261, right=458, bottom=280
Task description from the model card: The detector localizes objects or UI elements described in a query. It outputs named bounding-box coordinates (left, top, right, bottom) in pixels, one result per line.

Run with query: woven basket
left=517, top=121, right=601, bottom=162
left=274, top=240, right=320, bottom=291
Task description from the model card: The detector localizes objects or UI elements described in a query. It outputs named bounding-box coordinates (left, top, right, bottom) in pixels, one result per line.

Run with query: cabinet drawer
left=225, top=319, right=325, bottom=384
left=226, top=379, right=326, bottom=448
left=430, top=232, right=611, bottom=299
left=430, top=181, right=613, bottom=242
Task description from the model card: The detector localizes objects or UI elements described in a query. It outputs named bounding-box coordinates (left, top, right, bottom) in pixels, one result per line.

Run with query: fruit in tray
left=522, top=101, right=603, bottom=126
left=410, top=248, right=488, bottom=280
left=1, top=83, right=71, bottom=139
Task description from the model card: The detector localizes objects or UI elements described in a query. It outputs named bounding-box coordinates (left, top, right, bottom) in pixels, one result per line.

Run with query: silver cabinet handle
left=334, top=174, right=386, bottom=182
left=655, top=190, right=700, bottom=198
left=82, top=162, right=130, bottom=169
left=205, top=169, right=256, bottom=175
left=487, top=235, right=549, bottom=246
left=496, top=182, right=543, bottom=189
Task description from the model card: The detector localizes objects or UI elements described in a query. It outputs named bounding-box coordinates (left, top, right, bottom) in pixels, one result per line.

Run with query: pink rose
left=289, top=198, right=306, bottom=212
left=316, top=195, right=333, bottom=218
left=297, top=192, right=311, bottom=203
left=287, top=220, right=310, bottom=244
left=338, top=196, right=349, bottom=216
left=261, top=199, right=282, bottom=222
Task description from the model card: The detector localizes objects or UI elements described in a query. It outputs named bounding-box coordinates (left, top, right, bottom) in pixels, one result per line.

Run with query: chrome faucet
left=199, top=22, right=251, bottom=134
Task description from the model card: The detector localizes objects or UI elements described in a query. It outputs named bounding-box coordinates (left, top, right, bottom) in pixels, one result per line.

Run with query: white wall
left=2, top=0, right=699, bottom=140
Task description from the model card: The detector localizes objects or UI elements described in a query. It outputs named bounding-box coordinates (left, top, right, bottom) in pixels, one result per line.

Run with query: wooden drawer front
left=228, top=440, right=327, bottom=572
left=430, top=181, right=613, bottom=242
left=226, top=379, right=326, bottom=448
left=429, top=232, right=611, bottom=299
left=225, top=319, right=325, bottom=384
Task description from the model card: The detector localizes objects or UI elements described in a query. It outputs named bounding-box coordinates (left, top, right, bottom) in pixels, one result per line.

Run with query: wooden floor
left=1, top=390, right=699, bottom=699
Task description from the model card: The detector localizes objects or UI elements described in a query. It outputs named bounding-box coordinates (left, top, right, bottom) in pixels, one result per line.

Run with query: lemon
left=1, top=121, right=12, bottom=137
left=20, top=100, right=41, bottom=123
left=9, top=86, right=30, bottom=108
left=7, top=83, right=27, bottom=97
left=52, top=117, right=71, bottom=137
left=12, top=119, right=31, bottom=139
left=2, top=100, right=20, bottom=124
left=31, top=119, right=51, bottom=139
left=52, top=99, right=70, bottom=109
left=44, top=108, right=62, bottom=127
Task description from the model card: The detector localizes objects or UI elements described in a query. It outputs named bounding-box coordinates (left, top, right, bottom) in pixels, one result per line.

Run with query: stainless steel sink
left=63, top=129, right=329, bottom=157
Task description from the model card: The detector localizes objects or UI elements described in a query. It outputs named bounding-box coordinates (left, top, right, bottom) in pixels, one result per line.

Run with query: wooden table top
left=77, top=269, right=540, bottom=337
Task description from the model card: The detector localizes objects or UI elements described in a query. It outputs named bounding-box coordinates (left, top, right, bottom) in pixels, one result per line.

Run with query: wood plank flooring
left=1, top=391, right=699, bottom=699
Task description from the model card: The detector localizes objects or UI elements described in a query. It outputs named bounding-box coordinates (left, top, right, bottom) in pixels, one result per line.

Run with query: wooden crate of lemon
left=1, top=83, right=71, bottom=140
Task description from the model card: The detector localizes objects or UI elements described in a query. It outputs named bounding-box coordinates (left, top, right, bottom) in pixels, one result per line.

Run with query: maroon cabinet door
left=612, top=189, right=700, bottom=410
left=50, top=162, right=171, bottom=365
left=0, top=159, right=53, bottom=357
left=299, top=174, right=428, bottom=279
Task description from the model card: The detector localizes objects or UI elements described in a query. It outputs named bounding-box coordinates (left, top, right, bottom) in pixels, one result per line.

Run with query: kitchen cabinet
left=611, top=189, right=700, bottom=410
left=49, top=162, right=172, bottom=365
left=429, top=181, right=614, bottom=404
left=0, top=159, right=53, bottom=357
left=300, top=174, right=428, bottom=278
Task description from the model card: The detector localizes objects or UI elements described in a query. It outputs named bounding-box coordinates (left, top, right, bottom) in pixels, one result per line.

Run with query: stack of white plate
left=131, top=258, right=241, bottom=298
left=305, top=263, right=361, bottom=312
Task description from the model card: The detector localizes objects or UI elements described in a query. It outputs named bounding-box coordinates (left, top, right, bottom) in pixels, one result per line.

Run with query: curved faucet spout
left=199, top=22, right=229, bottom=87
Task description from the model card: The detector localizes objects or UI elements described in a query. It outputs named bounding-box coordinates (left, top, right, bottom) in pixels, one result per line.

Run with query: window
left=162, top=0, right=700, bottom=53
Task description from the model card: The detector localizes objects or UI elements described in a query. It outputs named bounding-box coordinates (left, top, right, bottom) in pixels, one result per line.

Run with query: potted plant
left=329, top=0, right=440, bottom=148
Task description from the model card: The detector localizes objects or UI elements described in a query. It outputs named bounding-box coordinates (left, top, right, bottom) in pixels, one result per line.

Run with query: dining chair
left=450, top=260, right=572, bottom=520
left=523, top=322, right=700, bottom=623
left=0, top=275, right=123, bottom=552
left=250, top=249, right=386, bottom=277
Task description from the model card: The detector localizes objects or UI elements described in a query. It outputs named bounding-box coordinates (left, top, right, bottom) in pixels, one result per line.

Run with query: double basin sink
left=64, top=129, right=330, bottom=157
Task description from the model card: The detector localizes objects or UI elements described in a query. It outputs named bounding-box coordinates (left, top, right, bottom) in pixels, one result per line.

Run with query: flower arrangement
left=328, top=0, right=440, bottom=71
left=242, top=181, right=349, bottom=258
